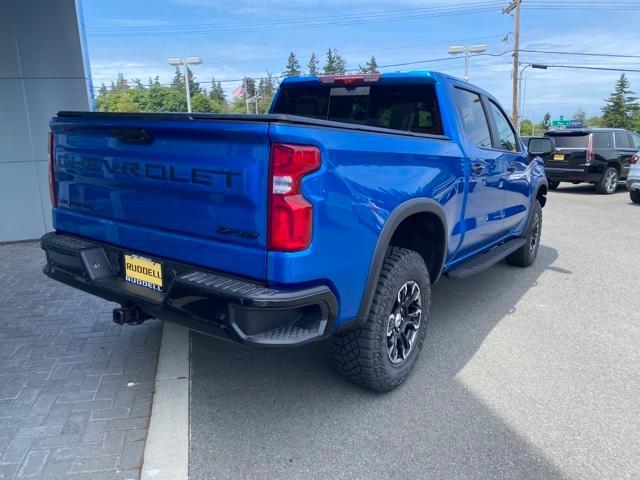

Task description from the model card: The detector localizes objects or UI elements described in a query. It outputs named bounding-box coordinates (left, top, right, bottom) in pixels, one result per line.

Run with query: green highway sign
left=552, top=120, right=571, bottom=127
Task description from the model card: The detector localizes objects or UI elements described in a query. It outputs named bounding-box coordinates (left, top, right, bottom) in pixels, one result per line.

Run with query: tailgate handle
left=112, top=128, right=153, bottom=144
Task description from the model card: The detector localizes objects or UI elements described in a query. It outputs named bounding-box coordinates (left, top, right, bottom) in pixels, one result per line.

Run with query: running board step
left=447, top=238, right=527, bottom=279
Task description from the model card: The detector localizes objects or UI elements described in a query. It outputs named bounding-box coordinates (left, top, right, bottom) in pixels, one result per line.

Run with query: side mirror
left=527, top=137, right=555, bottom=156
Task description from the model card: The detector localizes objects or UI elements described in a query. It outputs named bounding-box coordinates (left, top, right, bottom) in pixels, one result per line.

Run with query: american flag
left=232, top=85, right=247, bottom=98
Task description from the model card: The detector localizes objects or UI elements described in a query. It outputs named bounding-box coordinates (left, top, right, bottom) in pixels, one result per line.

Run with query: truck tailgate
left=50, top=114, right=270, bottom=279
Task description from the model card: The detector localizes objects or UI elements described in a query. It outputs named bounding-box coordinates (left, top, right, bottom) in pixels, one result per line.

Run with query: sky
left=82, top=0, right=640, bottom=122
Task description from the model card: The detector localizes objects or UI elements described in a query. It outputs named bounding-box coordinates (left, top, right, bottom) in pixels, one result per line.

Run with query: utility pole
left=503, top=0, right=521, bottom=127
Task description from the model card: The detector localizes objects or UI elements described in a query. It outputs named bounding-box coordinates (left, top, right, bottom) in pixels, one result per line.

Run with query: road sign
left=552, top=120, right=571, bottom=127
left=569, top=120, right=583, bottom=128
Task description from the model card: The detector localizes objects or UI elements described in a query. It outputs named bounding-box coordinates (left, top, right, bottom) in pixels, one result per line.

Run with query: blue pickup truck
left=41, top=71, right=552, bottom=391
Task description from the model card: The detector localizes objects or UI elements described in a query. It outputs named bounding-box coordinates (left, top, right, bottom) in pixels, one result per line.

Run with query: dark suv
left=543, top=128, right=640, bottom=194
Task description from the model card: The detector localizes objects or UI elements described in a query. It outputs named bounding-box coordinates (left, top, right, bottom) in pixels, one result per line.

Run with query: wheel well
left=607, top=162, right=621, bottom=174
left=388, top=212, right=445, bottom=283
left=536, top=184, right=548, bottom=207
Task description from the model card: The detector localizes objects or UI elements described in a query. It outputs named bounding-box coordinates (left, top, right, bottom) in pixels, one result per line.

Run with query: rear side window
left=593, top=132, right=613, bottom=149
left=453, top=88, right=492, bottom=149
left=548, top=134, right=589, bottom=149
left=272, top=84, right=443, bottom=135
left=488, top=101, right=518, bottom=152
left=615, top=132, right=632, bottom=149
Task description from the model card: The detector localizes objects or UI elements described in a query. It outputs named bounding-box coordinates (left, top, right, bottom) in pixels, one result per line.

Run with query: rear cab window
left=547, top=133, right=589, bottom=149
left=272, top=83, right=443, bottom=135
left=452, top=88, right=492, bottom=149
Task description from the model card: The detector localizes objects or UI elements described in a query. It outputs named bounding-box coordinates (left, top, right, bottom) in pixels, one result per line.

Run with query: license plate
left=124, top=254, right=163, bottom=291
left=553, top=153, right=565, bottom=161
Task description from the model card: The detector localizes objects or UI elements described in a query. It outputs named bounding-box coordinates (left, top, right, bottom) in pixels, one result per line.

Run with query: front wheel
left=595, top=167, right=619, bottom=194
left=506, top=200, right=542, bottom=267
left=333, top=247, right=430, bottom=392
left=631, top=189, right=640, bottom=204
left=548, top=180, right=560, bottom=190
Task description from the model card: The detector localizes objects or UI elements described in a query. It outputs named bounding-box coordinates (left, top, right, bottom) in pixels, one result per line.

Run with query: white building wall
left=0, top=0, right=91, bottom=242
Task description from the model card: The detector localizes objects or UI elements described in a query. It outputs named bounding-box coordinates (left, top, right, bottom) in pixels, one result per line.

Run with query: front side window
left=453, top=88, right=492, bottom=149
left=488, top=101, right=518, bottom=152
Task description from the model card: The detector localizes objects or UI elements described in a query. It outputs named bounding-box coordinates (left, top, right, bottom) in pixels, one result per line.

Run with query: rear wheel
left=631, top=189, right=640, bottom=204
left=595, top=167, right=619, bottom=194
left=547, top=180, right=560, bottom=190
left=333, top=247, right=430, bottom=392
left=506, top=200, right=542, bottom=267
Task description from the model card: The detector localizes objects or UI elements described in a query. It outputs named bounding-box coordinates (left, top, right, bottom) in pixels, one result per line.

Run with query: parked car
left=628, top=151, right=640, bottom=203
left=41, top=71, right=551, bottom=391
left=543, top=128, right=640, bottom=193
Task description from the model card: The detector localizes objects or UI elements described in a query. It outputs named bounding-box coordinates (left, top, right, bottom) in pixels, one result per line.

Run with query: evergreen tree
left=258, top=72, right=276, bottom=112
left=98, top=83, right=107, bottom=95
left=282, top=52, right=302, bottom=77
left=114, top=73, right=129, bottom=92
left=308, top=52, right=319, bottom=76
left=209, top=77, right=226, bottom=103
left=186, top=66, right=201, bottom=95
left=323, top=48, right=347, bottom=74
left=171, top=67, right=185, bottom=90
left=601, top=74, right=638, bottom=129
left=359, top=56, right=378, bottom=73
left=132, top=78, right=145, bottom=90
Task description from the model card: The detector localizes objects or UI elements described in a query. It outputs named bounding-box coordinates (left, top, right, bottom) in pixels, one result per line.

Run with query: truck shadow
left=189, top=245, right=565, bottom=480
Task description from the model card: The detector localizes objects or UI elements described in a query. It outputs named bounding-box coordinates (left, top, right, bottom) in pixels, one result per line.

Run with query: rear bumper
left=544, top=167, right=595, bottom=183
left=40, top=232, right=337, bottom=347
left=627, top=178, right=640, bottom=191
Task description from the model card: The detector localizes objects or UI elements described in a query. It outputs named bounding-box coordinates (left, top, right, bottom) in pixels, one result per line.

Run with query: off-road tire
left=332, top=247, right=430, bottom=392
left=631, top=189, right=640, bottom=204
left=595, top=167, right=619, bottom=194
left=506, top=200, right=542, bottom=267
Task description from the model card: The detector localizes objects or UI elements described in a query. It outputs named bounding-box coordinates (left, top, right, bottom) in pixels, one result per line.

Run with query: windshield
left=272, top=83, right=443, bottom=135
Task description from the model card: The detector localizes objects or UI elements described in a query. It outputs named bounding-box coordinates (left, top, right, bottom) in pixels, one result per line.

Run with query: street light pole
left=448, top=44, right=487, bottom=82
left=167, top=57, right=203, bottom=113
left=518, top=63, right=548, bottom=133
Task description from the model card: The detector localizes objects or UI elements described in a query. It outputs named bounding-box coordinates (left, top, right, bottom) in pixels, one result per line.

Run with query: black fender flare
left=341, top=198, right=448, bottom=331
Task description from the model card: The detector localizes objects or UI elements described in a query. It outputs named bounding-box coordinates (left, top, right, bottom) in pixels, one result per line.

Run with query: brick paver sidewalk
left=0, top=242, right=161, bottom=479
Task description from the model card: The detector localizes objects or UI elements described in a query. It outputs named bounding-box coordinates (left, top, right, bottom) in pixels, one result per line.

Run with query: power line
left=521, top=49, right=640, bottom=59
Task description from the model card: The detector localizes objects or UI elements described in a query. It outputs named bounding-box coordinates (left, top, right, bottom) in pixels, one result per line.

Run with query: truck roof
left=279, top=70, right=495, bottom=100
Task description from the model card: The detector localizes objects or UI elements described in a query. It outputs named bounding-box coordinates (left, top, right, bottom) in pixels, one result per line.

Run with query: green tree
left=586, top=115, right=603, bottom=127
left=171, top=67, right=185, bottom=91
left=191, top=93, right=213, bottom=113
left=539, top=112, right=551, bottom=131
left=601, top=74, right=638, bottom=129
left=209, top=77, right=227, bottom=104
left=359, top=56, right=378, bottom=73
left=323, top=48, right=347, bottom=74
left=114, top=73, right=129, bottom=92
left=258, top=73, right=276, bottom=113
left=573, top=108, right=587, bottom=123
left=308, top=52, right=319, bottom=76
left=98, top=83, right=108, bottom=95
left=282, top=52, right=302, bottom=77
left=519, top=118, right=537, bottom=135
left=186, top=66, right=201, bottom=95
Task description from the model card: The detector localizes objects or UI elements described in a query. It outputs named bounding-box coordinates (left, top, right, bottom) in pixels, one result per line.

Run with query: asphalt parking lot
left=189, top=185, right=640, bottom=480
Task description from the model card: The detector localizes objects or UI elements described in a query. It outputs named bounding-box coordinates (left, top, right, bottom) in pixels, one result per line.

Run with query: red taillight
left=631, top=154, right=638, bottom=165
left=48, top=131, right=58, bottom=206
left=318, top=73, right=380, bottom=85
left=586, top=133, right=594, bottom=164
left=268, top=144, right=321, bottom=251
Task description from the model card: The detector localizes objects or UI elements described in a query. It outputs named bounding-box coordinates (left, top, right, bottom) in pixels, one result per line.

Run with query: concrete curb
left=141, top=321, right=190, bottom=480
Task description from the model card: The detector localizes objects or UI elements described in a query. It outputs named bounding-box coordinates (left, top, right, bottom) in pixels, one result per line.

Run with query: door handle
left=471, top=163, right=485, bottom=174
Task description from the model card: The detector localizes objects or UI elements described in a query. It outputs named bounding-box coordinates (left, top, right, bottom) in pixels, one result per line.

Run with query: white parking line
left=142, top=321, right=190, bottom=480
